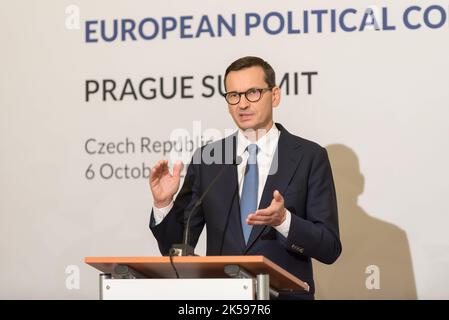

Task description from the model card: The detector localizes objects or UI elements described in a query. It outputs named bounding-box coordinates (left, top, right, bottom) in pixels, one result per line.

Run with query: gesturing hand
left=149, top=160, right=184, bottom=208
left=246, top=190, right=286, bottom=226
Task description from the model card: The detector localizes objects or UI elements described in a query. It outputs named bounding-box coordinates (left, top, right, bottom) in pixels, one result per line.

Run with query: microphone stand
left=171, top=156, right=241, bottom=256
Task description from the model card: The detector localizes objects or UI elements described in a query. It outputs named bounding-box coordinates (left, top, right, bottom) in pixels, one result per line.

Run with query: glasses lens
left=245, top=88, right=261, bottom=102
left=226, top=92, right=240, bottom=104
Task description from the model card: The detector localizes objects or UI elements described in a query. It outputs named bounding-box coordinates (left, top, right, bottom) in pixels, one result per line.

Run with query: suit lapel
left=244, top=123, right=303, bottom=253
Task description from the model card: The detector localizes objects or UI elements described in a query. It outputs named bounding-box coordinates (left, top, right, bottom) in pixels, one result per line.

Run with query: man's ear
left=272, top=86, right=281, bottom=108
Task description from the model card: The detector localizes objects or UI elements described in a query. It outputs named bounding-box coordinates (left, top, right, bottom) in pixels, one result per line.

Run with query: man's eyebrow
left=227, top=87, right=259, bottom=93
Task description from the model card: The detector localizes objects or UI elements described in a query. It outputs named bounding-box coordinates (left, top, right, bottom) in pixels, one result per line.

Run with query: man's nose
left=237, top=93, right=250, bottom=109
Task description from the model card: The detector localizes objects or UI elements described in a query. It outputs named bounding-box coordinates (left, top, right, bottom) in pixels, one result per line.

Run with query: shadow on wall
left=313, top=144, right=417, bottom=299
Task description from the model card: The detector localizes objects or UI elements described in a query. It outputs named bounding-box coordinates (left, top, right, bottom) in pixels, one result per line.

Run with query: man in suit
left=149, top=56, right=341, bottom=299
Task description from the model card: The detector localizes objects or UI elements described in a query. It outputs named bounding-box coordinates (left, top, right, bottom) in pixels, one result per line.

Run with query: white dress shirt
left=153, top=124, right=291, bottom=238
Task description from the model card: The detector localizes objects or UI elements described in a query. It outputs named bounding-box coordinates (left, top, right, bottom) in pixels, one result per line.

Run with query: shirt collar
left=236, top=123, right=280, bottom=158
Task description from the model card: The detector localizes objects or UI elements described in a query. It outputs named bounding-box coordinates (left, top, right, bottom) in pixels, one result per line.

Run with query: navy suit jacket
left=150, top=123, right=341, bottom=296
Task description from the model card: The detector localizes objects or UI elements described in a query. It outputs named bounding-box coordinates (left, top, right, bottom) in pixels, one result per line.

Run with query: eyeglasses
left=223, top=87, right=273, bottom=105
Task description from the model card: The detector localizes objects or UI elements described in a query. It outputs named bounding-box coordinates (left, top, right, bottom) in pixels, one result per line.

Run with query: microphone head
left=235, top=155, right=243, bottom=165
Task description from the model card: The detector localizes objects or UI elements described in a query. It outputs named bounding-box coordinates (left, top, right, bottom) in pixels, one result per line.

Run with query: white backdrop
left=1, top=0, right=449, bottom=299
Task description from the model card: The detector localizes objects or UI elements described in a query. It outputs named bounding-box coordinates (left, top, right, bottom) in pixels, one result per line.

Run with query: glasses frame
left=223, top=87, right=273, bottom=105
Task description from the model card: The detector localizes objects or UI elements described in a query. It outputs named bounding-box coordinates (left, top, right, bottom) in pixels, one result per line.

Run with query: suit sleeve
left=285, top=147, right=342, bottom=264
left=149, top=152, right=205, bottom=255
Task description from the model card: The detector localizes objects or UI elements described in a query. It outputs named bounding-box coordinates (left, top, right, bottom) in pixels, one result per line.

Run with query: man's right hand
left=149, top=160, right=184, bottom=208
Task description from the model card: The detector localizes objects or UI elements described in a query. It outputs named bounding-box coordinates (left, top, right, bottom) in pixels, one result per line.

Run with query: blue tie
left=240, top=144, right=259, bottom=244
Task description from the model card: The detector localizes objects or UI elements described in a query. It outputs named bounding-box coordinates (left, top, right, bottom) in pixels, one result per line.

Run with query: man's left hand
left=247, top=190, right=286, bottom=226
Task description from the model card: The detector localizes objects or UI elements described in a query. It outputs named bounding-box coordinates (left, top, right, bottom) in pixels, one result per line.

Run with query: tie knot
left=247, top=144, right=258, bottom=154
left=247, top=144, right=258, bottom=164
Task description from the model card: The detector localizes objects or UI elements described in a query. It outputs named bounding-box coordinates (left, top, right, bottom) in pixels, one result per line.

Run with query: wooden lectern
left=85, top=255, right=309, bottom=300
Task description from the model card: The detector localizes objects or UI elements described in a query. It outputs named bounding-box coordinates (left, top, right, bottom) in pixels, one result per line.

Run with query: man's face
left=225, top=66, right=280, bottom=132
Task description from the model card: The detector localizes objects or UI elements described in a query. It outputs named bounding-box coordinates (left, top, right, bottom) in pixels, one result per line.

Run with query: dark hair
left=224, top=56, right=276, bottom=89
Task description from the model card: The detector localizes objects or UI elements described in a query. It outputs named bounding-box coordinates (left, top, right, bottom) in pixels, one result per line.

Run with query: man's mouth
left=239, top=113, right=254, bottom=121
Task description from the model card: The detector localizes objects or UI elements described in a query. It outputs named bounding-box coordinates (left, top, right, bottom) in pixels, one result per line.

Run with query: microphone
left=170, top=154, right=242, bottom=256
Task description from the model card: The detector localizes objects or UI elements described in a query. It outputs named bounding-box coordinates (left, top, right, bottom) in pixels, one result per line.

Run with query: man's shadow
left=313, top=144, right=417, bottom=299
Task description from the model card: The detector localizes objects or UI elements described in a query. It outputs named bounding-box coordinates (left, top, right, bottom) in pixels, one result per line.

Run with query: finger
left=150, top=167, right=158, bottom=181
left=151, top=160, right=168, bottom=179
left=247, top=220, right=271, bottom=225
left=273, top=190, right=284, bottom=202
left=247, top=213, right=272, bottom=221
left=247, top=214, right=272, bottom=225
left=158, top=160, right=169, bottom=175
left=150, top=172, right=162, bottom=185
left=152, top=160, right=165, bottom=173
left=150, top=164, right=161, bottom=179
left=161, top=165, right=169, bottom=176
left=254, top=207, right=275, bottom=216
left=154, top=160, right=165, bottom=171
left=173, top=160, right=184, bottom=177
